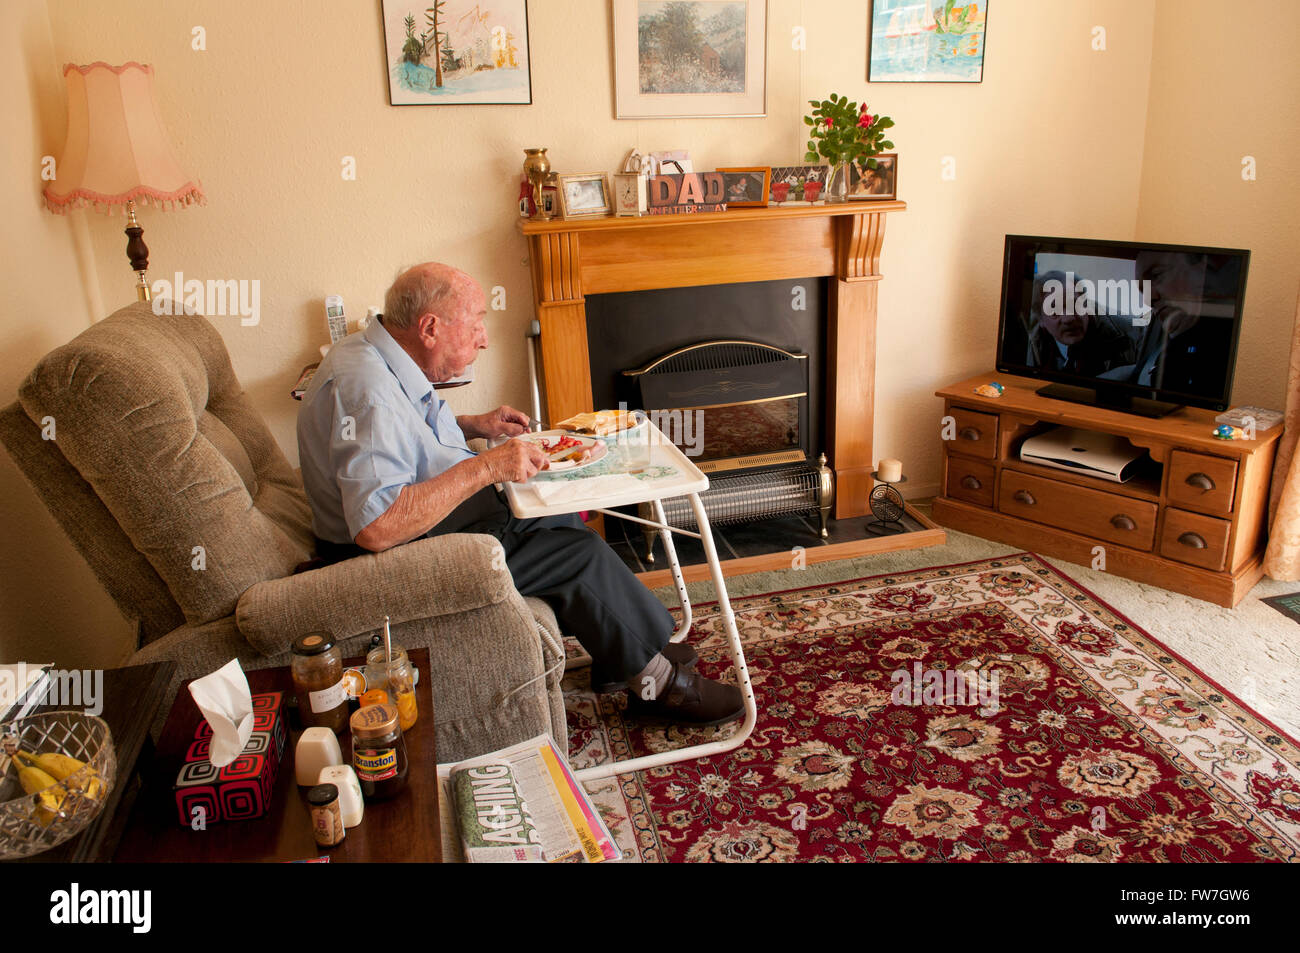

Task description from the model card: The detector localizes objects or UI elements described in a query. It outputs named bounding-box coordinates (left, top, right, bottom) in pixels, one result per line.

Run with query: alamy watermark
left=1039, top=271, right=1152, bottom=326
left=891, top=663, right=1001, bottom=716
left=0, top=663, right=103, bottom=717
left=151, top=271, right=261, bottom=326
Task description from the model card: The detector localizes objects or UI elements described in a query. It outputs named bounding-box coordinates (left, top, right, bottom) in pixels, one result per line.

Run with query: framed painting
left=847, top=154, right=898, bottom=200
left=382, top=0, right=532, bottom=105
left=868, top=0, right=988, bottom=83
left=613, top=0, right=767, bottom=118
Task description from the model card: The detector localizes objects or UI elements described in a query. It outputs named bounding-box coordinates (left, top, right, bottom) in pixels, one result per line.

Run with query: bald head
left=384, top=263, right=473, bottom=331
left=380, top=263, right=488, bottom=383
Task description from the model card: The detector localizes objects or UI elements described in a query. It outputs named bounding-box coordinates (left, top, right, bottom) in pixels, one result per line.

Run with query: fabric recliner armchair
left=0, top=301, right=565, bottom=763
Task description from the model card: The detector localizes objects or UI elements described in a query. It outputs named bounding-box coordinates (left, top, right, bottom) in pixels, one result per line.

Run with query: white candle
left=877, top=458, right=903, bottom=483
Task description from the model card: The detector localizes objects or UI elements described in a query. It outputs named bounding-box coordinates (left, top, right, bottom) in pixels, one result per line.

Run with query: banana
left=16, top=750, right=103, bottom=799
left=17, top=763, right=66, bottom=827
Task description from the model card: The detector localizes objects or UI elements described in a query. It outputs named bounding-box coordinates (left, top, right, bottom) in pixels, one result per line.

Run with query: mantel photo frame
left=613, top=0, right=767, bottom=118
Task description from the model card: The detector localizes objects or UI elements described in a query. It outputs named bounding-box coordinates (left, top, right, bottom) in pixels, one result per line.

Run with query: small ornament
left=1213, top=424, right=1244, bottom=440
left=974, top=381, right=1005, bottom=398
left=867, top=468, right=907, bottom=537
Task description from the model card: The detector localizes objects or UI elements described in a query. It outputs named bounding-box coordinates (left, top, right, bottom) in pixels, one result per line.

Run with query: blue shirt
left=297, top=319, right=475, bottom=543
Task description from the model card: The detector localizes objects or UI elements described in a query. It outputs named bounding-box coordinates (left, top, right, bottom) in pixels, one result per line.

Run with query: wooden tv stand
left=932, top=374, right=1281, bottom=607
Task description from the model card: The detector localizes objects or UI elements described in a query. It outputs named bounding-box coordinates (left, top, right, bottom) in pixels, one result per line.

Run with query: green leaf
left=878, top=117, right=894, bottom=128
left=803, top=115, right=814, bottom=125
left=805, top=152, right=818, bottom=163
left=881, top=140, right=894, bottom=149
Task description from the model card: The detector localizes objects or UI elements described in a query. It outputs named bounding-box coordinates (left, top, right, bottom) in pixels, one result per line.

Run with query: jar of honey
left=366, top=643, right=419, bottom=732
left=349, top=702, right=408, bottom=799
left=291, top=632, right=348, bottom=733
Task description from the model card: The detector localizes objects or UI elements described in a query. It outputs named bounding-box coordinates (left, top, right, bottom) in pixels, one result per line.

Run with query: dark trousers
left=317, top=488, right=673, bottom=678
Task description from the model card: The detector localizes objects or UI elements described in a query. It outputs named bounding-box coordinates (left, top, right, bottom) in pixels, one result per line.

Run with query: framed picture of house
left=613, top=0, right=767, bottom=118
left=381, top=0, right=532, bottom=105
left=868, top=0, right=988, bottom=83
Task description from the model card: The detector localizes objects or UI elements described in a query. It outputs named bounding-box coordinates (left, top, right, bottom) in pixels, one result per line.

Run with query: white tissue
left=187, top=658, right=255, bottom=768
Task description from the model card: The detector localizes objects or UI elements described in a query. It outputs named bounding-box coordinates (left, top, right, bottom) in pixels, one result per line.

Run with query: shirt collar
left=364, top=318, right=434, bottom=409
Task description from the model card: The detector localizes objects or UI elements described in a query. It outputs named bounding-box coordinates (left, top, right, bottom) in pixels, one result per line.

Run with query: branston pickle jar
left=291, top=632, right=348, bottom=734
left=350, top=702, right=408, bottom=799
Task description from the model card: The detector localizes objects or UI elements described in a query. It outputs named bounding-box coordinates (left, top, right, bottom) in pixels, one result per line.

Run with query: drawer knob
left=1110, top=514, right=1136, bottom=531
left=1014, top=489, right=1036, bottom=506
left=959, top=427, right=982, bottom=441
left=1185, top=472, right=1215, bottom=491
left=1178, top=532, right=1207, bottom=549
left=960, top=475, right=982, bottom=491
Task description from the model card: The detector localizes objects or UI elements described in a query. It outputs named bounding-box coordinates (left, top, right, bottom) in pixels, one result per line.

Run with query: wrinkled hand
left=472, top=405, right=531, bottom=439
left=480, top=437, right=549, bottom=484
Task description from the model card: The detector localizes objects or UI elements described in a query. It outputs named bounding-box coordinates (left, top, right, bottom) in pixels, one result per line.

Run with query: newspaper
left=437, top=734, right=618, bottom=863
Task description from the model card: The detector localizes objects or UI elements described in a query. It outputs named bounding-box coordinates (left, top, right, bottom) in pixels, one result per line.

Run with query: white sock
left=629, top=653, right=672, bottom=701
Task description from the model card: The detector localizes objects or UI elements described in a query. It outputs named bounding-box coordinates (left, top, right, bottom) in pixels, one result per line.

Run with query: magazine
left=437, top=734, right=618, bottom=863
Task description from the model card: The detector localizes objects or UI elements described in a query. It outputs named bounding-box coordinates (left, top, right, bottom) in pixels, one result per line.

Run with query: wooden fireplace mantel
left=519, top=201, right=906, bottom=518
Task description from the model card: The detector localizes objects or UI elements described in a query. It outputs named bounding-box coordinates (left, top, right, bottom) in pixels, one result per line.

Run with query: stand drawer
left=1168, top=450, right=1237, bottom=516
left=998, top=471, right=1157, bottom=549
left=948, top=407, right=998, bottom=459
left=946, top=457, right=995, bottom=507
left=1159, top=507, right=1231, bottom=571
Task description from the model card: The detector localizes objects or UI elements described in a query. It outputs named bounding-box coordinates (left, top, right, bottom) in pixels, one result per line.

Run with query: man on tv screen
left=1025, top=269, right=1139, bottom=377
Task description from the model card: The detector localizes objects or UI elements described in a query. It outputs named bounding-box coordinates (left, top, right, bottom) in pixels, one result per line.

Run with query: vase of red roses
left=804, top=95, right=895, bottom=203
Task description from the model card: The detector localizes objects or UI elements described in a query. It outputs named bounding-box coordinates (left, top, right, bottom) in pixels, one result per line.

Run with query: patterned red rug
left=565, top=555, right=1300, bottom=862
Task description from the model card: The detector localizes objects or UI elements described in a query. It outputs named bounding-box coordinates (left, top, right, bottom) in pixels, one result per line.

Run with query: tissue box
left=174, top=691, right=287, bottom=825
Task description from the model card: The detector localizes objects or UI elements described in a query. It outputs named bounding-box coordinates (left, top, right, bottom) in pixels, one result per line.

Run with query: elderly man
left=297, top=263, right=743, bottom=725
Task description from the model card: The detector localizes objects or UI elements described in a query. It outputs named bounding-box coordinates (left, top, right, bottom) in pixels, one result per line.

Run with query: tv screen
left=995, top=235, right=1249, bottom=413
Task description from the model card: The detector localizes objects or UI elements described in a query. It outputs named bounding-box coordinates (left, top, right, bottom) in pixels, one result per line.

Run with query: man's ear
left=414, top=310, right=440, bottom=346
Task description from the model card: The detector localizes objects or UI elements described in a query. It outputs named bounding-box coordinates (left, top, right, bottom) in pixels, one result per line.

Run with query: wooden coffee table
left=114, top=648, right=440, bottom=863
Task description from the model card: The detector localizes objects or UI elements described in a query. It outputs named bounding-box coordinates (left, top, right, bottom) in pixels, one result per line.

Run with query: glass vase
left=827, top=162, right=851, bottom=203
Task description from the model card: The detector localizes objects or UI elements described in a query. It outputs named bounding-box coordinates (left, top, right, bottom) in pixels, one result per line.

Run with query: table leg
left=573, top=493, right=757, bottom=783
left=649, top=497, right=692, bottom=642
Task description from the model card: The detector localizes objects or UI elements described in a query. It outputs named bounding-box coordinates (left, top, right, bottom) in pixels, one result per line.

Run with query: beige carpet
left=650, top=504, right=1300, bottom=741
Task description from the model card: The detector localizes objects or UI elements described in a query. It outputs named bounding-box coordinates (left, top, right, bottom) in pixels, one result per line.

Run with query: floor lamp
left=42, top=61, right=204, bottom=303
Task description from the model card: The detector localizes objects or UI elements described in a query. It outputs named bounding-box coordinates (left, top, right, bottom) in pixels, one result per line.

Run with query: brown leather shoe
left=625, top=659, right=745, bottom=726
left=590, top=641, right=697, bottom=694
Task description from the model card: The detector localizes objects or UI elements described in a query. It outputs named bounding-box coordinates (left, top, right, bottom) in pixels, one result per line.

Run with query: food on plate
left=554, top=409, right=637, bottom=437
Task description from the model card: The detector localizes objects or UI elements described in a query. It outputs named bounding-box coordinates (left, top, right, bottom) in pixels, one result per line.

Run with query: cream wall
left=6, top=0, right=1291, bottom=668
left=1135, top=0, right=1300, bottom=410
left=0, top=0, right=132, bottom=667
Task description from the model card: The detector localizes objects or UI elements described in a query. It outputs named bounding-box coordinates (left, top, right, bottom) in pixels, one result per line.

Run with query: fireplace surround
left=519, top=202, right=906, bottom=520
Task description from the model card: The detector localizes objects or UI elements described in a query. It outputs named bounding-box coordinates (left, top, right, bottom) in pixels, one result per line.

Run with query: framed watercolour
left=767, top=165, right=829, bottom=205
left=868, top=0, right=988, bottom=83
left=613, top=0, right=767, bottom=118
left=717, top=167, right=770, bottom=207
left=848, top=154, right=898, bottom=200
left=558, top=173, right=612, bottom=219
left=381, top=0, right=532, bottom=105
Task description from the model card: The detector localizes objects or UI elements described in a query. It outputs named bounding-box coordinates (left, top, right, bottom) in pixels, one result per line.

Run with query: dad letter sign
left=647, top=173, right=727, bottom=215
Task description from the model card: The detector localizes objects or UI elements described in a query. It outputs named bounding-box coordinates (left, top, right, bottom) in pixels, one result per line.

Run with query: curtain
left=1263, top=281, right=1300, bottom=580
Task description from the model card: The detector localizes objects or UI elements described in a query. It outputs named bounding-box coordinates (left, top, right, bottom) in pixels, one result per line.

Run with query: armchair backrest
left=2, top=301, right=314, bottom=639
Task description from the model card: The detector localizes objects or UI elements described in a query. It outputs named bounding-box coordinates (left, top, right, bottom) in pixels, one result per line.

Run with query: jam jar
left=291, top=632, right=348, bottom=733
left=350, top=702, right=409, bottom=799
left=365, top=643, right=419, bottom=732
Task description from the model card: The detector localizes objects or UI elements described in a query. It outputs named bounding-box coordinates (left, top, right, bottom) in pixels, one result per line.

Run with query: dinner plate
left=516, top=430, right=609, bottom=473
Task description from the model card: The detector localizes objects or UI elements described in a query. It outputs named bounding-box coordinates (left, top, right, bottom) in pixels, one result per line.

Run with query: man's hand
left=480, top=437, right=549, bottom=484
left=460, top=405, right=531, bottom=439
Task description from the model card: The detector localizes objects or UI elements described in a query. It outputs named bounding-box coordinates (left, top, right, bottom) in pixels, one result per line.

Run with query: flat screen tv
left=995, top=235, right=1250, bottom=416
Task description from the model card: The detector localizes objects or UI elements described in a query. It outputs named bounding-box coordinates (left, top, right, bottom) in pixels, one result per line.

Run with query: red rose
left=858, top=114, right=873, bottom=128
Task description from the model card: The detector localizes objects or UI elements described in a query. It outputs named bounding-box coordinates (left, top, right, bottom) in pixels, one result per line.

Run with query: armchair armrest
left=235, top=533, right=511, bottom=656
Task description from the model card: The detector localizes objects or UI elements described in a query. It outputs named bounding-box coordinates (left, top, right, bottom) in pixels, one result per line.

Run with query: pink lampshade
left=43, top=61, right=204, bottom=215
